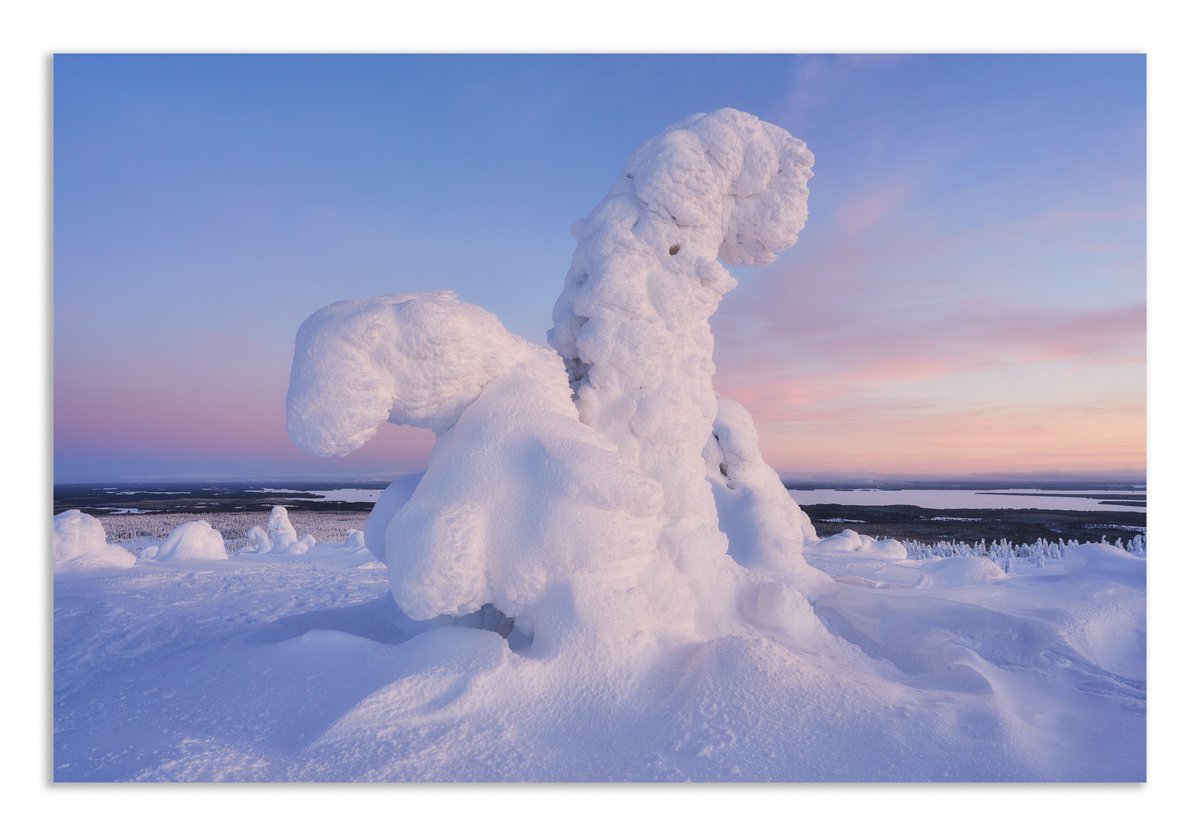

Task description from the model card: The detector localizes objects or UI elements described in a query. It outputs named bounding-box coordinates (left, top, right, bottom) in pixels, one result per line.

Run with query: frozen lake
left=787, top=488, right=1145, bottom=512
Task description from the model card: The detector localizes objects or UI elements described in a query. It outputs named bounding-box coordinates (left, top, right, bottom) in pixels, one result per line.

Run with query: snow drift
left=916, top=556, right=1007, bottom=587
left=53, top=510, right=136, bottom=573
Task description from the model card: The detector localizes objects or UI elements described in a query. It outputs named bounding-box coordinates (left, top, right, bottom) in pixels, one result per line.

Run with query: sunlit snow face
left=287, top=292, right=526, bottom=457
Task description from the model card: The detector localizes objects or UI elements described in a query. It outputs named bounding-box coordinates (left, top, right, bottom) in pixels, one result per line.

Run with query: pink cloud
left=753, top=397, right=1145, bottom=477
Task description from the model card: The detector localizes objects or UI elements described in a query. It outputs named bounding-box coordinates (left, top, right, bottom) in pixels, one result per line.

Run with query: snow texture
left=53, top=510, right=136, bottom=573
left=287, top=292, right=527, bottom=455
left=52, top=537, right=1145, bottom=781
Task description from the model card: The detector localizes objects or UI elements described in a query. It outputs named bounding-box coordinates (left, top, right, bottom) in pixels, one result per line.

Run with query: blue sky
left=53, top=53, right=1145, bottom=482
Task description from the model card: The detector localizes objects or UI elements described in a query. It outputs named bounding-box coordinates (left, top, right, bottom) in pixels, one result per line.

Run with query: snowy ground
left=53, top=526, right=1144, bottom=781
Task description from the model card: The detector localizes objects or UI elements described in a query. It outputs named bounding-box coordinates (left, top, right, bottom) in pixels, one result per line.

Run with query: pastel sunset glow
left=53, top=54, right=1145, bottom=482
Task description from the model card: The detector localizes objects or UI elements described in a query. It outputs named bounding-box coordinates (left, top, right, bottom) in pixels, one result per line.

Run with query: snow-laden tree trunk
left=549, top=109, right=818, bottom=611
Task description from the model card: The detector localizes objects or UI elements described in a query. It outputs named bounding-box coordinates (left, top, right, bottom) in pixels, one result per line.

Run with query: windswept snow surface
left=54, top=110, right=1144, bottom=781
left=53, top=536, right=1145, bottom=781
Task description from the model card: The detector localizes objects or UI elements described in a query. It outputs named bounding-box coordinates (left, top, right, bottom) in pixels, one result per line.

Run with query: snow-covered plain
left=53, top=109, right=1145, bottom=781
left=53, top=528, right=1144, bottom=781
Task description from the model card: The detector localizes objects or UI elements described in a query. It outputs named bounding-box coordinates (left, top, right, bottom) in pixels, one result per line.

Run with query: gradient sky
left=53, top=54, right=1145, bottom=482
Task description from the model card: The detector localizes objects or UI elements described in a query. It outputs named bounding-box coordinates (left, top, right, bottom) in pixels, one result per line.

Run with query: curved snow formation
left=53, top=510, right=136, bottom=573
left=286, top=110, right=829, bottom=654
left=548, top=108, right=824, bottom=604
left=288, top=293, right=696, bottom=656
left=548, top=109, right=811, bottom=516
left=287, top=291, right=528, bottom=456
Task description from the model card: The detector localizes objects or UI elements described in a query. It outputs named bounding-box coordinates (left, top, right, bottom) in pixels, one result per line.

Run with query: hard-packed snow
left=54, top=109, right=1145, bottom=782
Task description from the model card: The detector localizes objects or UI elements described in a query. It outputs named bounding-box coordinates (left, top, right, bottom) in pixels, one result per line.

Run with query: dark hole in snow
left=479, top=603, right=515, bottom=638
left=669, top=244, right=681, bottom=255
left=719, top=462, right=729, bottom=478
left=480, top=604, right=533, bottom=653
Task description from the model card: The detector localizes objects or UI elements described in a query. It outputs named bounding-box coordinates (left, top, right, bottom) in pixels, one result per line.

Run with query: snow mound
left=238, top=506, right=314, bottom=555
left=1058, top=541, right=1146, bottom=582
left=859, top=535, right=908, bottom=560
left=288, top=533, right=316, bottom=556
left=916, top=556, right=1007, bottom=588
left=268, top=506, right=299, bottom=551
left=811, top=529, right=908, bottom=561
left=244, top=526, right=271, bottom=554
left=814, top=529, right=864, bottom=553
left=154, top=521, right=228, bottom=562
left=1041, top=543, right=1145, bottom=679
left=53, top=510, right=136, bottom=573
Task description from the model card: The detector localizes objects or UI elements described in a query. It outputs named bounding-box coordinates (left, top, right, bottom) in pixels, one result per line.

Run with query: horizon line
left=53, top=469, right=1149, bottom=487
